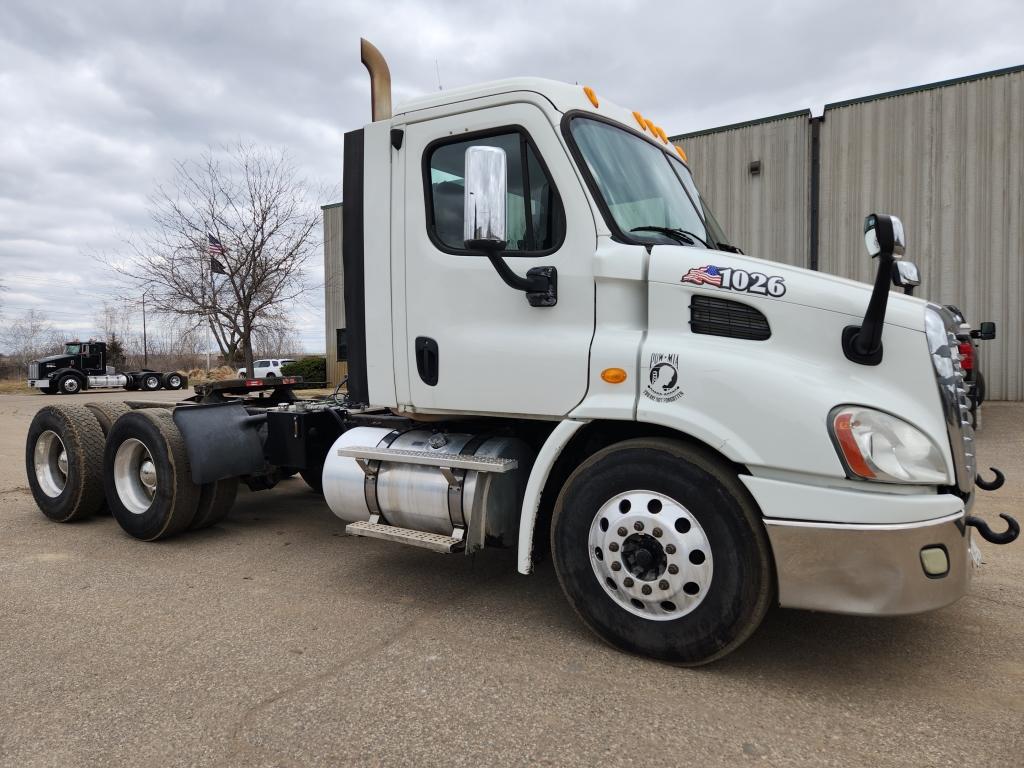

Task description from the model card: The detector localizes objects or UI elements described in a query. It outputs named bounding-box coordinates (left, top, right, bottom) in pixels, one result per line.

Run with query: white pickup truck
left=23, top=39, right=1017, bottom=664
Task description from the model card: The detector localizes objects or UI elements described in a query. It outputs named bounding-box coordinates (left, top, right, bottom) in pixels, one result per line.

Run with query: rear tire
left=189, top=477, right=239, bottom=530
left=85, top=402, right=133, bottom=437
left=25, top=404, right=106, bottom=522
left=103, top=410, right=200, bottom=540
left=550, top=438, right=774, bottom=665
left=162, top=372, right=184, bottom=390
left=141, top=373, right=162, bottom=391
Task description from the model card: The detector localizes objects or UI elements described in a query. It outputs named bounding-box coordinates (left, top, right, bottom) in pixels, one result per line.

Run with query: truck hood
left=648, top=246, right=929, bottom=332
left=32, top=354, right=73, bottom=366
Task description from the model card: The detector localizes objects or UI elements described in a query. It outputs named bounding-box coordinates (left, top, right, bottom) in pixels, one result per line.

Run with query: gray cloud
left=1, top=0, right=1022, bottom=349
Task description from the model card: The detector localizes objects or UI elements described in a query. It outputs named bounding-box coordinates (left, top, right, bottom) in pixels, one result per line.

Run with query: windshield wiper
left=630, top=226, right=709, bottom=248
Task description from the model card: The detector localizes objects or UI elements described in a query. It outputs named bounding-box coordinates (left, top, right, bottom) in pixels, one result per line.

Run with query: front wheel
left=58, top=375, right=82, bottom=395
left=551, top=438, right=774, bottom=665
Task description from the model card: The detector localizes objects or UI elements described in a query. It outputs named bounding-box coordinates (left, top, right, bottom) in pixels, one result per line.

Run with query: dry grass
left=0, top=379, right=33, bottom=395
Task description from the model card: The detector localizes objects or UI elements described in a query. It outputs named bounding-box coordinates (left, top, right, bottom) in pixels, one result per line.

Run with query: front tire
left=25, top=404, right=106, bottom=522
left=58, top=374, right=82, bottom=395
left=551, top=438, right=774, bottom=665
left=103, top=410, right=200, bottom=540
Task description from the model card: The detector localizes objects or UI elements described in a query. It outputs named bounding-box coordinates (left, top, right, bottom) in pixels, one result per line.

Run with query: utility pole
left=141, top=292, right=148, bottom=367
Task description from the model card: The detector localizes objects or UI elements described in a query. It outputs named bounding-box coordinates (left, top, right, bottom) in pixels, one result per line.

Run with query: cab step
left=345, top=520, right=466, bottom=553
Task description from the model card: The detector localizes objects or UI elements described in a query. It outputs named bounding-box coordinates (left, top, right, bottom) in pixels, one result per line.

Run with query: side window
left=425, top=130, right=565, bottom=255
left=256, top=361, right=268, bottom=368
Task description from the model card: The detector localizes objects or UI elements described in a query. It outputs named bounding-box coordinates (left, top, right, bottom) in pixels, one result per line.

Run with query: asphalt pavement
left=1, top=389, right=1022, bottom=767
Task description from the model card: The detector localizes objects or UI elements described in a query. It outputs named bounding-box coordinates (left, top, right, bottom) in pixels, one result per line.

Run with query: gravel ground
left=1, top=390, right=1021, bottom=767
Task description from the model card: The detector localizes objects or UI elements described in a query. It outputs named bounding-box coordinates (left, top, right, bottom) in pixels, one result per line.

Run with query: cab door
left=401, top=101, right=596, bottom=416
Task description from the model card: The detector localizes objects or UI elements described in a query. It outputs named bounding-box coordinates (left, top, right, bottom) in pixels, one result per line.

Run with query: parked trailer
left=23, top=41, right=1020, bottom=665
left=26, top=341, right=186, bottom=395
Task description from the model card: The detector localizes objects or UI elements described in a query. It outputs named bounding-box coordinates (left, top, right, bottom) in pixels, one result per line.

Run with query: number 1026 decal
left=682, top=264, right=786, bottom=297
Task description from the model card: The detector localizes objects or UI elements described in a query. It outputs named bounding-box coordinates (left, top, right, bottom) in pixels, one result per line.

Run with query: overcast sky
left=1, top=0, right=1022, bottom=354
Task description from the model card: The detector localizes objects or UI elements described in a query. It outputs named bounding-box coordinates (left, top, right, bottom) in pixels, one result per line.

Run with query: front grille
left=689, top=296, right=771, bottom=341
left=925, top=306, right=975, bottom=493
left=28, top=363, right=39, bottom=380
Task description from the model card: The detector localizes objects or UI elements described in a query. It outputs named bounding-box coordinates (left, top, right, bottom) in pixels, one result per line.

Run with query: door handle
left=415, top=337, right=439, bottom=386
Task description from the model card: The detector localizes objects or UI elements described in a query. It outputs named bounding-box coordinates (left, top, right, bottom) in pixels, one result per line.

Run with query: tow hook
left=965, top=513, right=1020, bottom=545
left=975, top=467, right=1005, bottom=491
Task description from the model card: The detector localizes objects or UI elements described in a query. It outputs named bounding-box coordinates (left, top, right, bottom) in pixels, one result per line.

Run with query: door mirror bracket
left=463, top=145, right=558, bottom=307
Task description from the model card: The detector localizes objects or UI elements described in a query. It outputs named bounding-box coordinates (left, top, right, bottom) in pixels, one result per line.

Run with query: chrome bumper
left=28, top=379, right=51, bottom=389
left=765, top=511, right=974, bottom=616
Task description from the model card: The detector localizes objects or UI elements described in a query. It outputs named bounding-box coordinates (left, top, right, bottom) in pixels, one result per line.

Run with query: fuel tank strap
left=363, top=430, right=401, bottom=518
left=445, top=433, right=491, bottom=531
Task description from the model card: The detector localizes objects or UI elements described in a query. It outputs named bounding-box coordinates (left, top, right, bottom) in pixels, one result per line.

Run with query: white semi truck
left=24, top=40, right=1017, bottom=664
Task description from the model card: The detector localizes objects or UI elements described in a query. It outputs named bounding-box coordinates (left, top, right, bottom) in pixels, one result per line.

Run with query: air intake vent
left=689, top=296, right=771, bottom=341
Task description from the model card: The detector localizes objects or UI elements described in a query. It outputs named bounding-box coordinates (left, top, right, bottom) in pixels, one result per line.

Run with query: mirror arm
left=842, top=251, right=894, bottom=365
left=483, top=252, right=558, bottom=308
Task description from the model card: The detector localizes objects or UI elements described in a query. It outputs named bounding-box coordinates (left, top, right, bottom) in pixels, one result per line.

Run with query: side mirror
left=972, top=321, right=997, bottom=341
left=463, top=146, right=507, bottom=252
left=864, top=214, right=905, bottom=259
left=891, top=260, right=920, bottom=294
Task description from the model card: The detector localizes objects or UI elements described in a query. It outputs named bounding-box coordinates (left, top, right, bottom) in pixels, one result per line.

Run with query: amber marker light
left=633, top=111, right=647, bottom=130
left=601, top=368, right=628, bottom=384
left=644, top=118, right=658, bottom=134
left=583, top=86, right=599, bottom=108
left=675, top=145, right=689, bottom=162
left=833, top=412, right=876, bottom=479
left=654, top=126, right=669, bottom=143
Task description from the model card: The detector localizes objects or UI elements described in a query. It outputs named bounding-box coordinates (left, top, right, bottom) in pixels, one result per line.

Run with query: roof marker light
left=644, top=118, right=658, bottom=134
left=675, top=145, right=688, bottom=162
left=654, top=125, right=669, bottom=144
left=633, top=111, right=647, bottom=130
left=583, top=86, right=599, bottom=108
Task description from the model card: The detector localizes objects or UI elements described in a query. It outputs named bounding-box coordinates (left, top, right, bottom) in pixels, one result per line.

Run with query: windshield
left=569, top=117, right=710, bottom=247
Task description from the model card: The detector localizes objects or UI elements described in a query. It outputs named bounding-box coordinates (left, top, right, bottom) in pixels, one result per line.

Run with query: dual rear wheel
left=26, top=404, right=237, bottom=540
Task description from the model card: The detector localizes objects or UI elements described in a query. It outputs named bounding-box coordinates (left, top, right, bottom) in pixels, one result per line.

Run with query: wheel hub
left=113, top=438, right=157, bottom=514
left=33, top=430, right=68, bottom=498
left=588, top=490, right=713, bottom=621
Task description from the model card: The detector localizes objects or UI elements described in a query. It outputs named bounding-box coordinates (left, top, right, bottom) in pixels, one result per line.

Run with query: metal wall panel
left=675, top=112, right=812, bottom=267
left=322, top=203, right=347, bottom=388
left=819, top=69, right=1024, bottom=400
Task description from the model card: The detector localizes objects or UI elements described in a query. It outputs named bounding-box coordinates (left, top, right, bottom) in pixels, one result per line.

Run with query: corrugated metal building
left=322, top=202, right=347, bottom=387
left=673, top=65, right=1024, bottom=400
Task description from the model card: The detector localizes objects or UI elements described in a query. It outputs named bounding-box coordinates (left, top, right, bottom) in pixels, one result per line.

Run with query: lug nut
left=668, top=564, right=679, bottom=575
left=611, top=561, right=621, bottom=571
left=608, top=542, right=619, bottom=552
left=653, top=527, right=663, bottom=538
left=641, top=584, right=652, bottom=595
left=659, top=580, right=670, bottom=590
left=665, top=544, right=677, bottom=555
left=633, top=521, right=644, bottom=531
left=617, top=527, right=628, bottom=537
left=623, top=577, right=634, bottom=588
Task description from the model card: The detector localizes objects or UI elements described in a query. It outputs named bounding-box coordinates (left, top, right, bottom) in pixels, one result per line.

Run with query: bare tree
left=105, top=142, right=324, bottom=373
left=0, top=309, right=64, bottom=367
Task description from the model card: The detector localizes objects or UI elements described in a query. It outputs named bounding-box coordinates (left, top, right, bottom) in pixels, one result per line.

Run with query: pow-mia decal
left=682, top=265, right=786, bottom=297
left=643, top=353, right=683, bottom=403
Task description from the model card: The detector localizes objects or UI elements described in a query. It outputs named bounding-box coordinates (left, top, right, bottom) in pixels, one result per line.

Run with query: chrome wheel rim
left=588, top=490, right=713, bottom=621
left=34, top=430, right=68, bottom=498
left=64, top=379, right=79, bottom=393
left=168, top=375, right=181, bottom=388
left=113, top=438, right=157, bottom=514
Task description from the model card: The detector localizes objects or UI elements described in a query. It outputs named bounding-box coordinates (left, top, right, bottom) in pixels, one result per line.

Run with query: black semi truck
left=27, top=341, right=186, bottom=395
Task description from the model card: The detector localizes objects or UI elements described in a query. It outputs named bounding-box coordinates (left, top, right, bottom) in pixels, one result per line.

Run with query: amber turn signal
left=601, top=368, right=628, bottom=384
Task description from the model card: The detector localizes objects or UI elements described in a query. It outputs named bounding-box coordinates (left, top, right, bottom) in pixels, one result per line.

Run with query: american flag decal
left=682, top=264, right=723, bottom=287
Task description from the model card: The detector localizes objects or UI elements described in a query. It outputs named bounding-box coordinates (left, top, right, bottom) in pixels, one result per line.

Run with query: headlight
left=829, top=406, right=949, bottom=484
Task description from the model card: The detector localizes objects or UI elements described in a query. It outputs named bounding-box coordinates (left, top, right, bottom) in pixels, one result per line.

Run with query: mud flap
left=173, top=403, right=266, bottom=484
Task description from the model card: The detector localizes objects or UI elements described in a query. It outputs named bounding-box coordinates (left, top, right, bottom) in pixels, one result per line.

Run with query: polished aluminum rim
left=588, top=490, right=713, bottom=621
left=168, top=375, right=181, bottom=388
left=64, top=378, right=79, bottom=393
left=34, top=430, right=68, bottom=498
left=113, top=438, right=157, bottom=514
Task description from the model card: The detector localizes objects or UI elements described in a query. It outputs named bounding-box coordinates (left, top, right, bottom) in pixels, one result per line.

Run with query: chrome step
left=345, top=520, right=465, bottom=553
left=338, top=446, right=518, bottom=473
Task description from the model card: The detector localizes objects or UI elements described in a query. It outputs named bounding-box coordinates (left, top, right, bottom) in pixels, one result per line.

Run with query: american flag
left=682, top=264, right=723, bottom=287
left=207, top=233, right=227, bottom=256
